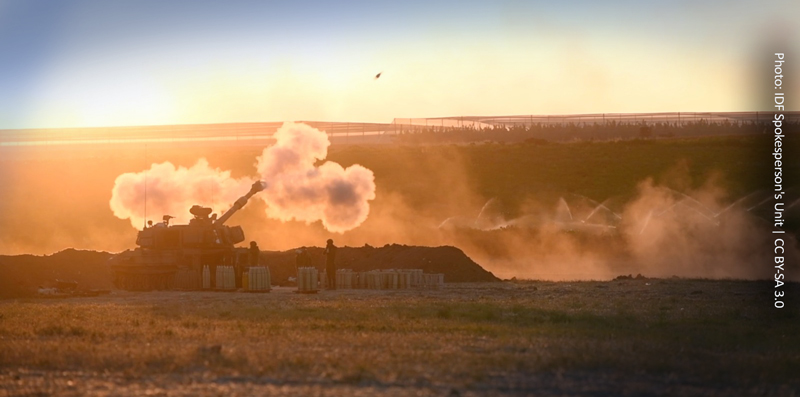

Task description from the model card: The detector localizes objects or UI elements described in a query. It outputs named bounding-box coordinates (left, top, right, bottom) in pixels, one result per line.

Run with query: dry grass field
left=1, top=280, right=798, bottom=396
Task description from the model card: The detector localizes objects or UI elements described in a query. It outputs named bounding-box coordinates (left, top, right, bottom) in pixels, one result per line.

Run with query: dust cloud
left=237, top=141, right=791, bottom=281
left=435, top=177, right=797, bottom=281
left=620, top=178, right=774, bottom=279
left=3, top=134, right=795, bottom=282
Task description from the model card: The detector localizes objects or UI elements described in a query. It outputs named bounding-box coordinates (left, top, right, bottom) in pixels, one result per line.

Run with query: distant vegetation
left=393, top=120, right=790, bottom=144
left=329, top=134, right=798, bottom=219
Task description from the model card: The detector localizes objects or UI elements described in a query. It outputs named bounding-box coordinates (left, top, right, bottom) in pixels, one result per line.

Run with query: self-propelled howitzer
left=110, top=181, right=266, bottom=291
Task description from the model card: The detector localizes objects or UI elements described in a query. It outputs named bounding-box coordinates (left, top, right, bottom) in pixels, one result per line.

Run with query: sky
left=0, top=0, right=797, bottom=129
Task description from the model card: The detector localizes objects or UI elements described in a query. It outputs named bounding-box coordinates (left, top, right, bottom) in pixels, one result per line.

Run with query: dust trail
left=747, top=196, right=772, bottom=212
left=716, top=190, right=763, bottom=217
left=556, top=197, right=573, bottom=222
left=638, top=210, right=653, bottom=235
left=437, top=178, right=798, bottom=281
left=665, top=187, right=718, bottom=218
left=584, top=199, right=621, bottom=222
left=475, top=198, right=498, bottom=225
left=620, top=180, right=785, bottom=279
left=571, top=194, right=622, bottom=220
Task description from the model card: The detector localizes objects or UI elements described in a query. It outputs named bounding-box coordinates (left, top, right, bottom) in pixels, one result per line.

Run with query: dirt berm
left=263, top=244, right=500, bottom=285
left=0, top=245, right=497, bottom=298
left=0, top=249, right=113, bottom=299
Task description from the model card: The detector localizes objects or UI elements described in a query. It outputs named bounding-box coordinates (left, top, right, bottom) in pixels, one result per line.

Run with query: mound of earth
left=263, top=244, right=499, bottom=285
left=0, top=245, right=497, bottom=297
left=0, top=249, right=113, bottom=298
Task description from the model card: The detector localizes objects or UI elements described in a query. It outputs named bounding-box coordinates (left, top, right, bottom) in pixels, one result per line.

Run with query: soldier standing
left=249, top=241, right=260, bottom=267
left=324, top=239, right=337, bottom=290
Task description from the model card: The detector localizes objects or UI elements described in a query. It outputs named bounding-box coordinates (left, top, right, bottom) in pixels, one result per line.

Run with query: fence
left=393, top=111, right=800, bottom=129
left=1, top=112, right=797, bottom=147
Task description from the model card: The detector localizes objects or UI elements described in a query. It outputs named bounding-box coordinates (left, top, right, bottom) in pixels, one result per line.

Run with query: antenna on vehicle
left=143, top=143, right=148, bottom=229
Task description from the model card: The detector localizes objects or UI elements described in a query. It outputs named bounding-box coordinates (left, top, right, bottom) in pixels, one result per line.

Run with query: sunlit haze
left=0, top=0, right=797, bottom=129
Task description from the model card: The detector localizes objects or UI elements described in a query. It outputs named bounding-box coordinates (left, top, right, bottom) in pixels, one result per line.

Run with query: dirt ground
left=1, top=281, right=798, bottom=397
left=4, top=368, right=788, bottom=397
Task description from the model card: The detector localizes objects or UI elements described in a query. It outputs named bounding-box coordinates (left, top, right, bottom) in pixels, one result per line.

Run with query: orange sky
left=1, top=1, right=797, bottom=129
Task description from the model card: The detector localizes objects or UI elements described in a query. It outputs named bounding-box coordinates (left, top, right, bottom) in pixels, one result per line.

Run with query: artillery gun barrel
left=214, top=181, right=266, bottom=226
